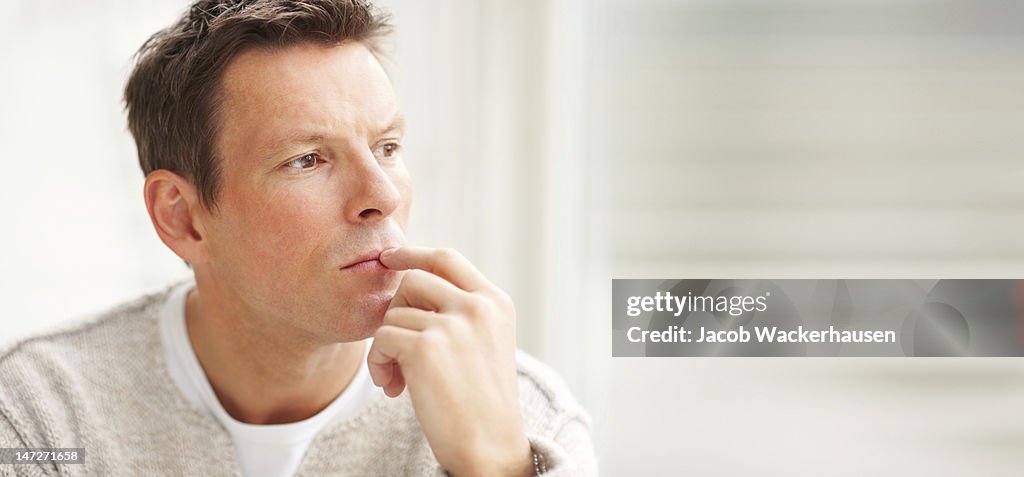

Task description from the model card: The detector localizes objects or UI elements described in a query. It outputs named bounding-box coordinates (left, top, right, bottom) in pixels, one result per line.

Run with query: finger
left=367, top=325, right=418, bottom=397
left=379, top=246, right=488, bottom=292
left=389, top=269, right=468, bottom=312
left=383, top=306, right=440, bottom=331
left=386, top=362, right=405, bottom=398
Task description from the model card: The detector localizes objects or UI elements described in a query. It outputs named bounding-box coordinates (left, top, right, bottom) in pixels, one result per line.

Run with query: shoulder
left=514, top=350, right=591, bottom=437
left=0, top=284, right=170, bottom=377
left=0, top=283, right=179, bottom=446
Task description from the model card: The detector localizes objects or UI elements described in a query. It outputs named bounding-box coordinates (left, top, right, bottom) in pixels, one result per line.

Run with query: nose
left=342, top=149, right=403, bottom=223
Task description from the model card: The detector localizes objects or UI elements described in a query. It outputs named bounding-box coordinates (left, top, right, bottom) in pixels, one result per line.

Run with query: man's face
left=197, top=41, right=411, bottom=342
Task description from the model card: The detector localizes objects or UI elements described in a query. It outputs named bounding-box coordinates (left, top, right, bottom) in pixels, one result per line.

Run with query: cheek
left=392, top=170, right=414, bottom=227
left=256, top=205, right=333, bottom=262
left=216, top=188, right=333, bottom=268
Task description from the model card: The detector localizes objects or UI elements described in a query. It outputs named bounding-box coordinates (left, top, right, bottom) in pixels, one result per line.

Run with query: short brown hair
left=124, top=0, right=392, bottom=211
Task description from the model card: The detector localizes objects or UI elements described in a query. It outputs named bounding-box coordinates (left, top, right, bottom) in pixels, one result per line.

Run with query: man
left=0, top=1, right=596, bottom=475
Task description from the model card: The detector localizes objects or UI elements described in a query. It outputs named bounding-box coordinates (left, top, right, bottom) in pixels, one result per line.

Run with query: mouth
left=339, top=249, right=391, bottom=272
left=341, top=258, right=386, bottom=272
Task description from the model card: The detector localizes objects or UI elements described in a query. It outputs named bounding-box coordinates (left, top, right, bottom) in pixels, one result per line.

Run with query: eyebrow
left=261, top=111, right=407, bottom=164
left=262, top=133, right=325, bottom=164
left=377, top=111, right=407, bottom=138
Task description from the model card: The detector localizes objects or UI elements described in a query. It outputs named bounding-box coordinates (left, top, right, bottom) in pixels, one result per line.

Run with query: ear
left=143, top=170, right=210, bottom=265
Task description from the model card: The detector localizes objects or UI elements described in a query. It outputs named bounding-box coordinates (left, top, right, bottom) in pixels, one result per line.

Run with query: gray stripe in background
left=613, top=279, right=1024, bottom=357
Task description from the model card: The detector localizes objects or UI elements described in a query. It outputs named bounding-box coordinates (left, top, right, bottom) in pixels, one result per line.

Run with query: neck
left=184, top=286, right=366, bottom=425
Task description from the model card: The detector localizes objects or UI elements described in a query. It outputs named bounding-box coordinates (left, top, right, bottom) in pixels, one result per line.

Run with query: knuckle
left=435, top=247, right=461, bottom=265
left=373, top=324, right=397, bottom=343
left=462, top=295, right=493, bottom=317
left=382, top=308, right=397, bottom=325
left=492, top=288, right=515, bottom=312
left=436, top=313, right=461, bottom=333
left=382, top=307, right=405, bottom=326
left=403, top=269, right=428, bottom=283
left=415, top=329, right=446, bottom=354
left=404, top=268, right=424, bottom=279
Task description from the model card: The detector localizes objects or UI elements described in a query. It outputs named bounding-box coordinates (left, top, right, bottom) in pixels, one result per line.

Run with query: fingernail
left=380, top=248, right=397, bottom=259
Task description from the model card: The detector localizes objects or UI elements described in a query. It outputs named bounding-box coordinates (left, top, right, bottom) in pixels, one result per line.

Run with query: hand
left=368, top=247, right=533, bottom=477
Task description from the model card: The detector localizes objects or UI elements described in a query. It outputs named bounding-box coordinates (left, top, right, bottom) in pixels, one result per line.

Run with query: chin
left=329, top=291, right=392, bottom=342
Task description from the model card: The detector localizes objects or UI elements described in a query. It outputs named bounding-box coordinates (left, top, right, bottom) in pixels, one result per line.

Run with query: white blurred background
left=3, top=0, right=1024, bottom=475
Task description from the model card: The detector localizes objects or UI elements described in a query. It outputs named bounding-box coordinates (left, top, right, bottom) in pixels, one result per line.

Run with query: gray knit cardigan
left=0, top=284, right=597, bottom=476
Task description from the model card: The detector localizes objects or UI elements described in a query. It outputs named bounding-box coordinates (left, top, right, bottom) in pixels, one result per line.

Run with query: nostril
left=359, top=208, right=381, bottom=219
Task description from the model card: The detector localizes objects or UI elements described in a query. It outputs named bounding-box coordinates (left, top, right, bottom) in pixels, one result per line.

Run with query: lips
left=343, top=258, right=386, bottom=271
left=339, top=247, right=396, bottom=271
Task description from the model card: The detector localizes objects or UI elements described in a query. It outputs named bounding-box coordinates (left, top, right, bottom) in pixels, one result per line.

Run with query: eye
left=373, top=142, right=401, bottom=162
left=283, top=153, right=321, bottom=171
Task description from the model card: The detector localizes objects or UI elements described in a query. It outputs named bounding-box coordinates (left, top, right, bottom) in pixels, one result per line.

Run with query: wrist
left=453, top=434, right=533, bottom=477
left=530, top=441, right=548, bottom=476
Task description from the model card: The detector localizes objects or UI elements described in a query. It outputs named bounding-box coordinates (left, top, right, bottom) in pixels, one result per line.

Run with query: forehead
left=215, top=41, right=398, bottom=160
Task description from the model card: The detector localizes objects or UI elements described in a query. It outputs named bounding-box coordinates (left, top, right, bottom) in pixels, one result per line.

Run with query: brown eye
left=284, top=153, right=319, bottom=170
left=373, top=143, right=400, bottom=161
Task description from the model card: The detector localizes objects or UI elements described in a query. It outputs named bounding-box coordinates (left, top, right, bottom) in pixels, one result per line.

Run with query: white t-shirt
left=158, top=282, right=380, bottom=477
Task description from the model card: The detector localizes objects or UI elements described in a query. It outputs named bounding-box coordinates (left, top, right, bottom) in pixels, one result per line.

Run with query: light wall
left=585, top=1, right=1024, bottom=475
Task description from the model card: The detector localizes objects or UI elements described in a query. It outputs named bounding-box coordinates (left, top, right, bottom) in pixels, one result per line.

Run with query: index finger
left=379, top=246, right=487, bottom=292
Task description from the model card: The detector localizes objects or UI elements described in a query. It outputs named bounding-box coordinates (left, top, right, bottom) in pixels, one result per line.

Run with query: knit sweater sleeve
left=514, top=351, right=598, bottom=476
left=527, top=416, right=597, bottom=476
left=0, top=411, right=51, bottom=477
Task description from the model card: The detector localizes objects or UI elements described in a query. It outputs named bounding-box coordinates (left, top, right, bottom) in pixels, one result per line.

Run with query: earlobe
left=143, top=170, right=209, bottom=264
